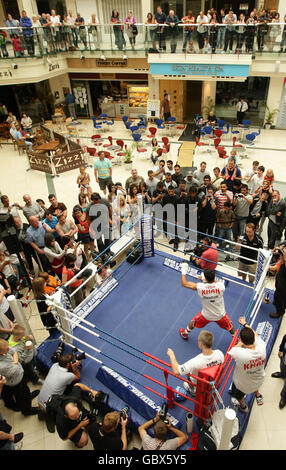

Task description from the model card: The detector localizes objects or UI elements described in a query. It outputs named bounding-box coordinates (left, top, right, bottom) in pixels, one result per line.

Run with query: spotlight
left=80, top=55, right=85, bottom=60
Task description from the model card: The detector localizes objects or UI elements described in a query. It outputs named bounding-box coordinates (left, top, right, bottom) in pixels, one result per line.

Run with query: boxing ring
left=34, top=216, right=281, bottom=449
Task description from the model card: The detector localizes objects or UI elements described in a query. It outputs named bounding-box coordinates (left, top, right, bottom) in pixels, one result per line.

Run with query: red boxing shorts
left=191, top=311, right=233, bottom=331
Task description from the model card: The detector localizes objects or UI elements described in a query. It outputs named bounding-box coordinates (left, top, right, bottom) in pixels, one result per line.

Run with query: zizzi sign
left=52, top=149, right=84, bottom=174
left=150, top=62, right=250, bottom=77
left=27, top=153, right=53, bottom=174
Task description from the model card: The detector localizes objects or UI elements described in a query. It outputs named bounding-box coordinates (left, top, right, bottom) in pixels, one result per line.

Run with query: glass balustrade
left=0, top=23, right=285, bottom=59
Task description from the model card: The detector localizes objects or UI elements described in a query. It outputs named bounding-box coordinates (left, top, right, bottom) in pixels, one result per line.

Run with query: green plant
left=124, top=143, right=136, bottom=163
left=202, top=96, right=215, bottom=119
left=263, top=103, right=279, bottom=125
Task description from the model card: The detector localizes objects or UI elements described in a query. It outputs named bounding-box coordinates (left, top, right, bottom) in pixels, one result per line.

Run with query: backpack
left=197, top=410, right=242, bottom=450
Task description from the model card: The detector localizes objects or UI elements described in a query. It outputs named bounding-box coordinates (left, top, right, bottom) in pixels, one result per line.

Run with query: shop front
left=69, top=72, right=149, bottom=119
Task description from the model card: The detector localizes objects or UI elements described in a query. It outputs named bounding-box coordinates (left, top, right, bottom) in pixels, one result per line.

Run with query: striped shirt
left=214, top=190, right=233, bottom=210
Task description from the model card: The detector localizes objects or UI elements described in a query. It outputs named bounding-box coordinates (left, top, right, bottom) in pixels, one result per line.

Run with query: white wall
left=265, top=76, right=284, bottom=126
left=49, top=73, right=71, bottom=104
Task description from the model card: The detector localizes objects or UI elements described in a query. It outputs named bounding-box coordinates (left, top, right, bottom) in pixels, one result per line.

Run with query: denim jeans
left=182, top=30, right=193, bottom=50
left=218, top=227, right=234, bottom=251
left=217, top=27, right=225, bottom=48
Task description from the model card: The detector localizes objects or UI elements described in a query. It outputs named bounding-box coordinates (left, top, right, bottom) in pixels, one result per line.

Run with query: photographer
left=37, top=353, right=80, bottom=431
left=88, top=408, right=129, bottom=450
left=138, top=411, right=188, bottom=450
left=232, top=184, right=253, bottom=241
left=190, top=237, right=218, bottom=271
left=198, top=185, right=217, bottom=236
left=55, top=383, right=100, bottom=448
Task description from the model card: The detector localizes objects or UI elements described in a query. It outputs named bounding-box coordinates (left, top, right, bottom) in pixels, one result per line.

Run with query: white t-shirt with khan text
left=196, top=281, right=226, bottom=321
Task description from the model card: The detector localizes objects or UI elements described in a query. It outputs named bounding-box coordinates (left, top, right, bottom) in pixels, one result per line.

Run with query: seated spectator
left=167, top=330, right=224, bottom=394
left=55, top=383, right=100, bottom=448
left=125, top=169, right=144, bottom=194
left=0, top=376, right=24, bottom=450
left=88, top=409, right=129, bottom=450
left=138, top=412, right=188, bottom=450
left=0, top=285, right=14, bottom=335
left=26, top=216, right=52, bottom=272
left=43, top=233, right=67, bottom=279
left=62, top=253, right=85, bottom=307
left=95, top=263, right=113, bottom=286
left=9, top=123, right=33, bottom=151
left=207, top=110, right=217, bottom=126
left=22, top=194, right=45, bottom=222
left=42, top=210, right=59, bottom=238
left=172, top=164, right=184, bottom=186
left=0, top=339, right=39, bottom=415
left=236, top=222, right=263, bottom=284
left=8, top=324, right=42, bottom=385
left=56, top=214, right=78, bottom=248
left=38, top=271, right=60, bottom=295
left=47, top=194, right=67, bottom=218
left=20, top=112, right=32, bottom=134
left=6, top=112, right=17, bottom=125
left=194, top=162, right=210, bottom=185
left=0, top=251, right=18, bottom=294
left=37, top=353, right=80, bottom=432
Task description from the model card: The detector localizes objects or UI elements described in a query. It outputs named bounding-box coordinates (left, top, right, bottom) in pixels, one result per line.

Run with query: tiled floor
left=1, top=119, right=286, bottom=450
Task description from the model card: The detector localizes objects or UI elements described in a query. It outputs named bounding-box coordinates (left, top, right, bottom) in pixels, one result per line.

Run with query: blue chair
left=222, top=123, right=230, bottom=139
left=155, top=119, right=165, bottom=131
left=200, top=126, right=213, bottom=151
left=106, top=118, right=114, bottom=128
left=242, top=119, right=251, bottom=128
left=132, top=133, right=142, bottom=142
left=252, top=128, right=261, bottom=138
left=231, top=124, right=240, bottom=136
left=93, top=120, right=102, bottom=130
left=130, top=125, right=140, bottom=134
left=122, top=115, right=129, bottom=124
left=217, top=119, right=225, bottom=128
left=246, top=132, right=256, bottom=146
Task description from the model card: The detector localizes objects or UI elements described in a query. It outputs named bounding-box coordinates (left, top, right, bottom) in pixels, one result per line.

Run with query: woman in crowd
left=111, top=10, right=126, bottom=51
left=76, top=166, right=92, bottom=201
left=209, top=12, right=219, bottom=54
left=268, top=12, right=281, bottom=53
left=119, top=194, right=132, bottom=235
left=62, top=253, right=85, bottom=307
left=246, top=11, right=257, bottom=54
left=73, top=205, right=94, bottom=260
left=88, top=13, right=99, bottom=50
left=78, top=192, right=89, bottom=212
left=31, top=276, right=57, bottom=332
left=150, top=137, right=161, bottom=164
left=125, top=10, right=137, bottom=51
left=236, top=13, right=246, bottom=53
left=43, top=232, right=67, bottom=279
left=145, top=12, right=157, bottom=50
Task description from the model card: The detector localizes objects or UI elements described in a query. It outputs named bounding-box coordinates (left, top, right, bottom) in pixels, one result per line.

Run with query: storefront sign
left=27, top=153, right=53, bottom=174
left=150, top=63, right=250, bottom=78
left=0, top=70, right=12, bottom=78
left=48, top=63, right=60, bottom=72
left=52, top=149, right=84, bottom=174
left=96, top=59, right=127, bottom=68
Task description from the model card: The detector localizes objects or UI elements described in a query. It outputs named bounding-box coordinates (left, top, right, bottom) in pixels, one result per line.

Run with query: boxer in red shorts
left=179, top=264, right=235, bottom=340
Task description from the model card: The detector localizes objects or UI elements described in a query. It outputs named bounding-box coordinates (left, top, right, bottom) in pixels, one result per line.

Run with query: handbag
left=132, top=24, right=138, bottom=35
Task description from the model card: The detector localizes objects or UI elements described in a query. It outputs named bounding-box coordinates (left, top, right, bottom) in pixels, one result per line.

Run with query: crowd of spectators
left=0, top=7, right=285, bottom=57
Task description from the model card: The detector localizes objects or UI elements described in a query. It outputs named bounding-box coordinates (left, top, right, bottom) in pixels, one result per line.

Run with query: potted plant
left=124, top=143, right=136, bottom=170
left=202, top=96, right=215, bottom=120
left=263, top=104, right=279, bottom=129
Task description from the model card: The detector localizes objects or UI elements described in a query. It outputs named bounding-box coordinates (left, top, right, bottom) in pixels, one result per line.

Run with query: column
left=265, top=76, right=284, bottom=127
left=201, top=80, right=217, bottom=117
left=141, top=0, right=152, bottom=22
left=17, top=0, right=38, bottom=16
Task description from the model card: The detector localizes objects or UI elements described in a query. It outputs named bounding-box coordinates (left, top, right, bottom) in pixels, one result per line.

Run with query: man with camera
left=88, top=407, right=129, bottom=450
left=232, top=184, right=253, bottom=241
left=190, top=237, right=218, bottom=272
left=138, top=410, right=188, bottom=450
left=37, top=352, right=81, bottom=431
left=54, top=382, right=104, bottom=448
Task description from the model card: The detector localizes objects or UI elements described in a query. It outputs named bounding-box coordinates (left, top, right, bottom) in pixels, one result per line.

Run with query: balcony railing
left=0, top=23, right=286, bottom=59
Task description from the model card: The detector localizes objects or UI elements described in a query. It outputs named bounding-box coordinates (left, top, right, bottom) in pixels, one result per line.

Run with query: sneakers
left=14, top=442, right=23, bottom=450
left=271, top=372, right=283, bottom=378
left=256, top=395, right=264, bottom=406
left=179, top=328, right=188, bottom=340
left=183, top=381, right=196, bottom=396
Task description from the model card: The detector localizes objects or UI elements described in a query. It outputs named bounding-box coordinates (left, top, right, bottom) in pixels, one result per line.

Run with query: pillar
left=201, top=81, right=217, bottom=117
left=17, top=0, right=38, bottom=16
left=265, top=76, right=284, bottom=127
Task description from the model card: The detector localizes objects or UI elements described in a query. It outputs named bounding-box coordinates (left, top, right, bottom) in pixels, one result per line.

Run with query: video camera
left=51, top=341, right=65, bottom=363
left=158, top=402, right=169, bottom=424
left=71, top=347, right=86, bottom=364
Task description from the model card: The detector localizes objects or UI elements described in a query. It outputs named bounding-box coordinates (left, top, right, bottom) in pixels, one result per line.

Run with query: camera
left=120, top=406, right=130, bottom=420
left=51, top=341, right=65, bottom=363
left=78, top=407, right=98, bottom=424
left=158, top=402, right=169, bottom=424
left=71, top=347, right=86, bottom=364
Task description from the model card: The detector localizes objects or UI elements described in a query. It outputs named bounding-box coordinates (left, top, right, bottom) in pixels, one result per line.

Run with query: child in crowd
left=0, top=29, right=8, bottom=57
left=264, top=168, right=274, bottom=185
left=8, top=324, right=42, bottom=384
left=11, top=33, right=24, bottom=57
